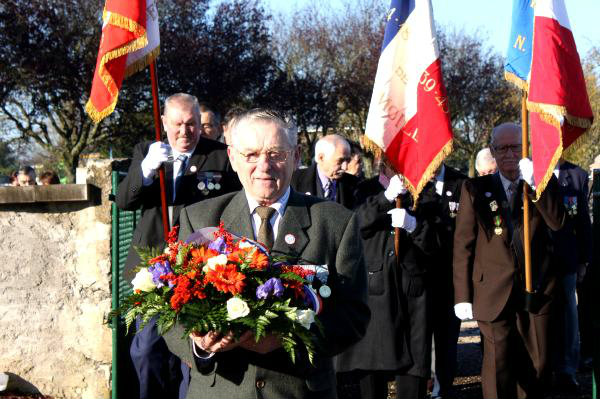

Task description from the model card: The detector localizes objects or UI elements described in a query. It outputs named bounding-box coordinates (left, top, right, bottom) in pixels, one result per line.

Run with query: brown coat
left=453, top=173, right=565, bottom=322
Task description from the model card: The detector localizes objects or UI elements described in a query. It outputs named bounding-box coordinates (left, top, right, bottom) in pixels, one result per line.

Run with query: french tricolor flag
left=505, top=0, right=593, bottom=197
left=364, top=0, right=453, bottom=202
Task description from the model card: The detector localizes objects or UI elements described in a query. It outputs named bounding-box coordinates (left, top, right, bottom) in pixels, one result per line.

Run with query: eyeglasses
left=235, top=148, right=293, bottom=163
left=493, top=144, right=521, bottom=155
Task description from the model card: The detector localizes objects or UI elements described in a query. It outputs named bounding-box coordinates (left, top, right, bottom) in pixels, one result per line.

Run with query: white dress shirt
left=245, top=187, right=291, bottom=242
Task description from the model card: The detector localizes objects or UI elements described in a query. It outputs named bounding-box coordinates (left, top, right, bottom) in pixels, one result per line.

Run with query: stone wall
left=0, top=159, right=116, bottom=399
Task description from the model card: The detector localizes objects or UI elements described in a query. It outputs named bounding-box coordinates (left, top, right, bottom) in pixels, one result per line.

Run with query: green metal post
left=111, top=171, right=119, bottom=399
left=592, top=169, right=600, bottom=399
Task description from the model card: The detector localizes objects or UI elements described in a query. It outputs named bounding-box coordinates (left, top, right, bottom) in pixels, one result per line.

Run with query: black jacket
left=336, top=177, right=437, bottom=375
left=116, top=138, right=241, bottom=279
left=552, top=161, right=593, bottom=274
left=290, top=164, right=359, bottom=210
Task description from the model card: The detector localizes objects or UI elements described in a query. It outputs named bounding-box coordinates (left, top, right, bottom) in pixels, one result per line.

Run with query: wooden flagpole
left=149, top=61, right=170, bottom=239
left=521, top=91, right=533, bottom=293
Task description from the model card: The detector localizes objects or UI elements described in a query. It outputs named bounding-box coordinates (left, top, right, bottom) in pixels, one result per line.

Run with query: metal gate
left=110, top=170, right=141, bottom=399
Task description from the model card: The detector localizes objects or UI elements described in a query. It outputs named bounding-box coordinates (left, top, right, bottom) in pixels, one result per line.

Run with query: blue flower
left=256, top=277, right=284, bottom=299
left=208, top=236, right=227, bottom=253
left=148, top=261, right=174, bottom=289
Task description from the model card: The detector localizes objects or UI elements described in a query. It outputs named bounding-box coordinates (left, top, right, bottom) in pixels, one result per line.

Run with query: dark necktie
left=255, top=206, right=276, bottom=249
left=508, top=181, right=518, bottom=211
left=324, top=180, right=336, bottom=201
left=174, top=155, right=188, bottom=200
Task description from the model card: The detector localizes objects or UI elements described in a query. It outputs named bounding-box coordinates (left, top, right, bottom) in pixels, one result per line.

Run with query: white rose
left=295, top=309, right=315, bottom=330
left=131, top=268, right=156, bottom=292
left=226, top=297, right=250, bottom=320
left=203, top=254, right=228, bottom=272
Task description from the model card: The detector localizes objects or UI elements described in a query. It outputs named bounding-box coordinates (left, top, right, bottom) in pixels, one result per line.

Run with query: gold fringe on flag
left=86, top=11, right=149, bottom=124
left=405, top=139, right=453, bottom=209
left=124, top=46, right=160, bottom=78
left=362, top=135, right=453, bottom=209
left=534, top=132, right=563, bottom=200
left=504, top=71, right=530, bottom=92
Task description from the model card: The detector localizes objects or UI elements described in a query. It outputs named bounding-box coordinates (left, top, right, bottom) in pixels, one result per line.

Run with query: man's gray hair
left=163, top=93, right=201, bottom=117
left=490, top=122, right=521, bottom=147
left=314, top=134, right=350, bottom=162
left=475, top=147, right=496, bottom=171
left=228, top=108, right=298, bottom=148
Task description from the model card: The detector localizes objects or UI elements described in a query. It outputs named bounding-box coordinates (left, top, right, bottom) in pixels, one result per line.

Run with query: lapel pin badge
left=284, top=233, right=296, bottom=245
left=446, top=190, right=452, bottom=197
left=319, top=285, right=331, bottom=298
left=190, top=165, right=197, bottom=173
left=485, top=192, right=492, bottom=198
left=305, top=191, right=312, bottom=196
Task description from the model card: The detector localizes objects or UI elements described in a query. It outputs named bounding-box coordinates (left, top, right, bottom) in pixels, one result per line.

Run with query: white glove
left=454, top=302, right=473, bottom=321
left=519, top=158, right=535, bottom=188
left=141, top=141, right=171, bottom=179
left=387, top=208, right=417, bottom=233
left=384, top=174, right=408, bottom=202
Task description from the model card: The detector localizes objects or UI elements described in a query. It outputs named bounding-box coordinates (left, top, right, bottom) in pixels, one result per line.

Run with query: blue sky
left=265, top=0, right=599, bottom=58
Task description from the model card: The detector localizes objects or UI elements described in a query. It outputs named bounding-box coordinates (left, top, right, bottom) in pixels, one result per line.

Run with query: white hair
left=163, top=93, right=201, bottom=117
left=314, top=134, right=350, bottom=162
left=228, top=109, right=297, bottom=148
left=475, top=147, right=497, bottom=172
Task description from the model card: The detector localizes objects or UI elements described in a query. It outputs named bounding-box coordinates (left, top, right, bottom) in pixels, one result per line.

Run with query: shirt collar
left=498, top=172, right=518, bottom=193
left=172, top=148, right=194, bottom=160
left=245, top=187, right=291, bottom=218
left=316, top=164, right=332, bottom=189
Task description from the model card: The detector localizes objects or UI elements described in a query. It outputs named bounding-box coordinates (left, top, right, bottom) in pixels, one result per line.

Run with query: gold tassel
left=406, top=140, right=453, bottom=209
left=504, top=71, right=529, bottom=92
left=534, top=132, right=563, bottom=201
left=124, top=46, right=161, bottom=78
left=361, top=135, right=453, bottom=208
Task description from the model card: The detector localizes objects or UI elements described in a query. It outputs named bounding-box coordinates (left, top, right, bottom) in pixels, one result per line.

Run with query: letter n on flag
left=364, top=0, right=453, bottom=203
left=505, top=0, right=593, bottom=197
left=85, top=0, right=160, bottom=124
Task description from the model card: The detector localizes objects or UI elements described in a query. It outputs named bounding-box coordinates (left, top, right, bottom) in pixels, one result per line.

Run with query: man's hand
left=384, top=174, right=408, bottom=202
left=238, top=333, right=282, bottom=354
left=190, top=330, right=253, bottom=354
left=519, top=158, right=535, bottom=188
left=387, top=208, right=417, bottom=233
left=454, top=302, right=473, bottom=321
left=141, top=141, right=171, bottom=179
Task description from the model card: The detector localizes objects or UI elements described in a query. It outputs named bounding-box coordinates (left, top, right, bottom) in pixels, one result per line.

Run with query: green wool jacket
left=163, top=189, right=370, bottom=399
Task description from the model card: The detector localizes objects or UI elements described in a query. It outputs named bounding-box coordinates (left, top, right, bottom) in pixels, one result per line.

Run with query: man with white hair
left=453, top=122, right=565, bottom=398
left=117, top=93, right=240, bottom=399
left=291, top=134, right=359, bottom=209
left=475, top=147, right=498, bottom=176
left=163, top=108, right=370, bottom=399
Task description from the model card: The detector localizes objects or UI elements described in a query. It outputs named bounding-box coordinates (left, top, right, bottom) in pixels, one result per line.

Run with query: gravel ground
left=453, top=320, right=594, bottom=399
left=339, top=320, right=594, bottom=399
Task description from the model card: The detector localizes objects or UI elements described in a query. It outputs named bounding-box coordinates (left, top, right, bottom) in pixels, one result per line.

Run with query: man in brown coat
left=453, top=123, right=565, bottom=399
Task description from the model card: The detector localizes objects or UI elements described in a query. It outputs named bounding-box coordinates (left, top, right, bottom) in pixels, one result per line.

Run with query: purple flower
left=256, top=277, right=285, bottom=299
left=148, top=261, right=174, bottom=289
left=208, top=236, right=227, bottom=253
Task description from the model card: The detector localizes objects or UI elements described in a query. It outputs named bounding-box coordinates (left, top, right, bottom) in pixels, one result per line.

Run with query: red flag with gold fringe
left=86, top=0, right=160, bottom=124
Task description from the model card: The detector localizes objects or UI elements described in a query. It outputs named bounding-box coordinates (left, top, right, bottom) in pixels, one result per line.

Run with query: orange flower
left=249, top=250, right=269, bottom=270
left=190, top=246, right=218, bottom=265
left=204, top=264, right=246, bottom=295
